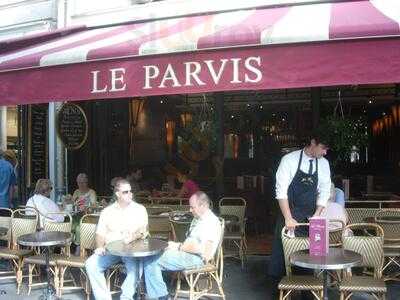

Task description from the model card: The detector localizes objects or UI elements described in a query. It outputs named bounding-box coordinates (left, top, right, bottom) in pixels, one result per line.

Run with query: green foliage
left=318, top=116, right=369, bottom=165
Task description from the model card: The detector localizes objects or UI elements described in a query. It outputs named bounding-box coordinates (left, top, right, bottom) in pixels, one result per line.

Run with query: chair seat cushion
left=57, top=255, right=86, bottom=268
left=24, top=254, right=66, bottom=266
left=278, top=275, right=323, bottom=291
left=0, top=247, right=33, bottom=259
left=182, top=263, right=216, bottom=275
left=339, top=276, right=386, bottom=293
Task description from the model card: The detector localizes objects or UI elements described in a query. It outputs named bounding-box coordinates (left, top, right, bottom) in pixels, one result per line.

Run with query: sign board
left=29, top=104, right=48, bottom=185
left=57, top=103, right=88, bottom=150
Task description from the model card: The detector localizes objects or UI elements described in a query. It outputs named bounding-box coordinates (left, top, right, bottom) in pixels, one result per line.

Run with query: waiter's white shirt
left=275, top=149, right=331, bottom=207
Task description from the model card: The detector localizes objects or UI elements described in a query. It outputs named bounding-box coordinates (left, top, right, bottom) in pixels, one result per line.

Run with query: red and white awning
left=1, top=0, right=400, bottom=105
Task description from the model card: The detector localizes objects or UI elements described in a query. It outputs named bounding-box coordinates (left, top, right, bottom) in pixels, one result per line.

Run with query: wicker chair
left=0, top=208, right=38, bottom=294
left=0, top=208, right=12, bottom=247
left=218, top=197, right=247, bottom=268
left=57, top=214, right=99, bottom=299
left=23, top=212, right=72, bottom=295
left=169, top=217, right=191, bottom=243
left=174, top=218, right=225, bottom=300
left=148, top=215, right=173, bottom=241
left=278, top=224, right=323, bottom=300
left=346, top=208, right=380, bottom=224
left=374, top=209, right=400, bottom=281
left=147, top=206, right=173, bottom=216
left=338, top=223, right=386, bottom=300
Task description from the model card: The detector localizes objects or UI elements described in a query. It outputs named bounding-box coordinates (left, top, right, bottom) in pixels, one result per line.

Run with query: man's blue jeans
left=143, top=249, right=204, bottom=299
left=85, top=253, right=139, bottom=300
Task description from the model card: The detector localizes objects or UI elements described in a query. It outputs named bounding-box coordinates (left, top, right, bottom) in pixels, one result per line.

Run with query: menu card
left=309, top=216, right=329, bottom=256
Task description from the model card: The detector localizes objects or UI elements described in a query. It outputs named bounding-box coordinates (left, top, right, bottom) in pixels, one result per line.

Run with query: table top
left=0, top=227, right=8, bottom=236
left=18, top=231, right=72, bottom=247
left=290, top=248, right=362, bottom=270
left=106, top=238, right=168, bottom=258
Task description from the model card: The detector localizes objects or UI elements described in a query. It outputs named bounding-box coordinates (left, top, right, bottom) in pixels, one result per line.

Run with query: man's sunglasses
left=120, top=190, right=132, bottom=195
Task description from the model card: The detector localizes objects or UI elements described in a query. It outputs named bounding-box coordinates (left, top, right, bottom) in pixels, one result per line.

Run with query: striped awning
left=1, top=0, right=400, bottom=105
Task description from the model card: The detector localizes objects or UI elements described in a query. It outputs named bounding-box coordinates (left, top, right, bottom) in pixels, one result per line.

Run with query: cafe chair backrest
left=218, top=197, right=246, bottom=224
left=43, top=212, right=72, bottom=233
left=342, top=223, right=384, bottom=278
left=281, top=224, right=310, bottom=276
left=148, top=215, right=172, bottom=241
left=169, top=217, right=191, bottom=243
left=11, top=208, right=38, bottom=249
left=213, top=218, right=225, bottom=274
left=329, top=219, right=346, bottom=247
left=0, top=208, right=12, bottom=244
left=374, top=209, right=400, bottom=242
left=80, top=214, right=99, bottom=257
left=346, top=208, right=380, bottom=224
left=147, top=206, right=173, bottom=216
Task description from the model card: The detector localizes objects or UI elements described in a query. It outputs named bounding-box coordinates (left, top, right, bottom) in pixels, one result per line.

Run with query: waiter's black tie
left=308, top=159, right=313, bottom=175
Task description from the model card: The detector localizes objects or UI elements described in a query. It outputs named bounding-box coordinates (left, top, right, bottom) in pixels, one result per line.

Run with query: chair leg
left=340, top=291, right=345, bottom=300
left=54, top=266, right=59, bottom=296
left=59, top=266, right=65, bottom=298
left=279, top=289, right=283, bottom=300
left=28, top=264, right=35, bottom=295
left=174, top=273, right=181, bottom=300
left=16, top=259, right=23, bottom=295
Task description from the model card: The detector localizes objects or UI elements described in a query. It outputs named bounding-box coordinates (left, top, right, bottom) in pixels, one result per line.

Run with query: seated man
left=86, top=179, right=148, bottom=300
left=143, top=191, right=221, bottom=300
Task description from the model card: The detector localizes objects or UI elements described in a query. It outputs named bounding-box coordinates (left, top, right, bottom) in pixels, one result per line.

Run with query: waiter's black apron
left=268, top=150, right=318, bottom=278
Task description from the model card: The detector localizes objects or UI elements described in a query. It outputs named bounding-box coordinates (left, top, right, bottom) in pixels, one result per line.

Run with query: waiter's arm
left=278, top=198, right=298, bottom=230
left=276, top=155, right=297, bottom=230
left=314, top=158, right=332, bottom=216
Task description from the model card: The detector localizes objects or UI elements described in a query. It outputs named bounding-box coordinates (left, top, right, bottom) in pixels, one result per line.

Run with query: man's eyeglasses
left=120, top=190, right=132, bottom=195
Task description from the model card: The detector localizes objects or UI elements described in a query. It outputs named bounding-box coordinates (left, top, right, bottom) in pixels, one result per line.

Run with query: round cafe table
left=106, top=238, right=168, bottom=300
left=18, top=231, right=72, bottom=300
left=290, top=248, right=361, bottom=300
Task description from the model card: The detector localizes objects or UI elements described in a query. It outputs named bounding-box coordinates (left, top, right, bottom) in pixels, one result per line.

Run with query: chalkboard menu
left=57, top=103, right=88, bottom=150
left=29, top=105, right=48, bottom=185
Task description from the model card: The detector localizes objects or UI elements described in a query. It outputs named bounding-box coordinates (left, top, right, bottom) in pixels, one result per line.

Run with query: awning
left=1, top=0, right=400, bottom=105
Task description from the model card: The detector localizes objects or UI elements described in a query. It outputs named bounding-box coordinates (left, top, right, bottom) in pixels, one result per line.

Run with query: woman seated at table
left=176, top=172, right=199, bottom=199
left=320, top=183, right=348, bottom=231
left=26, top=179, right=64, bottom=227
left=72, top=173, right=97, bottom=212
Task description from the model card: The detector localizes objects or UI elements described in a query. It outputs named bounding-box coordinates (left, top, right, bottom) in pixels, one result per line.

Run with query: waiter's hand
left=285, top=217, right=298, bottom=230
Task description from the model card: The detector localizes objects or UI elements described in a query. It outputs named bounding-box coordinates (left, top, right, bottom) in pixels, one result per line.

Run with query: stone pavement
left=0, top=256, right=398, bottom=299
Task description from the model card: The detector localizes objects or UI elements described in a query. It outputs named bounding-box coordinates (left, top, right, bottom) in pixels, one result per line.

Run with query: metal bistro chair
left=174, top=218, right=226, bottom=300
left=374, top=209, right=400, bottom=281
left=0, top=208, right=38, bottom=294
left=278, top=224, right=323, bottom=300
left=218, top=197, right=247, bottom=268
left=23, top=212, right=72, bottom=295
left=57, top=214, right=99, bottom=299
left=339, top=223, right=386, bottom=300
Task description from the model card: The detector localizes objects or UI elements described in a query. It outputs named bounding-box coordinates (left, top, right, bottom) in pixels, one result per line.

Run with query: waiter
left=268, top=133, right=331, bottom=299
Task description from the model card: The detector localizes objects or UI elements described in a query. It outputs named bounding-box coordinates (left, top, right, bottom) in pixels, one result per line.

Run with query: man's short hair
left=309, top=130, right=330, bottom=147
left=114, top=178, right=131, bottom=192
left=192, top=191, right=210, bottom=207
left=34, top=179, right=52, bottom=196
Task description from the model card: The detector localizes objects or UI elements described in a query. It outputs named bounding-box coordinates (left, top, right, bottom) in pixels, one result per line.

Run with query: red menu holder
left=309, top=216, right=329, bottom=256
